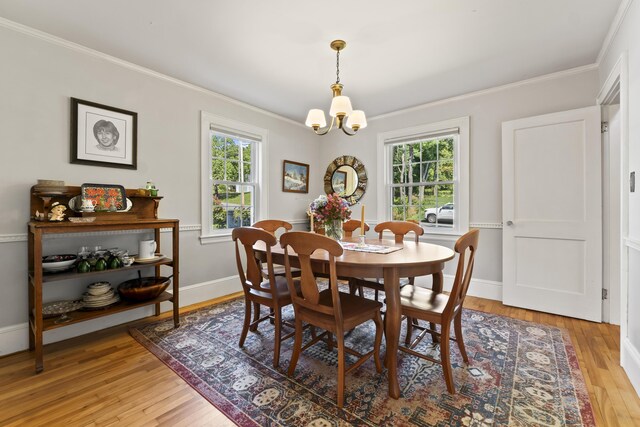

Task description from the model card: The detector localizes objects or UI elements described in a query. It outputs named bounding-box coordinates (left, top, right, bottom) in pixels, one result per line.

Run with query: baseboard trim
left=413, top=274, right=502, bottom=301
left=0, top=323, right=29, bottom=357
left=0, top=275, right=241, bottom=356
left=622, top=337, right=640, bottom=397
left=0, top=273, right=501, bottom=356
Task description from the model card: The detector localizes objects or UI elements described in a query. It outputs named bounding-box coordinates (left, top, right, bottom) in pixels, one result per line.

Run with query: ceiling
left=0, top=1, right=622, bottom=123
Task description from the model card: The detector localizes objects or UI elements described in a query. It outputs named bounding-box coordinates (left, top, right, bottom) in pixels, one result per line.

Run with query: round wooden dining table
left=255, top=235, right=455, bottom=399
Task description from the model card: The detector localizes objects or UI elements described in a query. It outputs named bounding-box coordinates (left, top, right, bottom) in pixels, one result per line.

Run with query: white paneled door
left=502, top=106, right=602, bottom=322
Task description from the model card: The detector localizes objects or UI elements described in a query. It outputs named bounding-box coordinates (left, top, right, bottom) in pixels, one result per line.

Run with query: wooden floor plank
left=0, top=293, right=638, bottom=426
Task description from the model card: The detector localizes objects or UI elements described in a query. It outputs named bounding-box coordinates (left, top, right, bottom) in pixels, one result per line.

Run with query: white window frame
left=200, top=111, right=268, bottom=244
left=377, top=116, right=469, bottom=237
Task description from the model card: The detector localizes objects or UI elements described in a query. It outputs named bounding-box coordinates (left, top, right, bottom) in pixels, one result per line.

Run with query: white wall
left=320, top=68, right=600, bottom=286
left=0, top=17, right=610, bottom=360
left=598, top=0, right=640, bottom=395
left=0, top=24, right=322, bottom=332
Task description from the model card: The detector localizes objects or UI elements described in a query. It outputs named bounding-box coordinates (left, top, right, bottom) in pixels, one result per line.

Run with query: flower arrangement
left=309, top=193, right=351, bottom=223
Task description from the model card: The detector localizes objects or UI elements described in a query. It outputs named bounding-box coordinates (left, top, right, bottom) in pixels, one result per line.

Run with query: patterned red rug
left=130, top=296, right=595, bottom=426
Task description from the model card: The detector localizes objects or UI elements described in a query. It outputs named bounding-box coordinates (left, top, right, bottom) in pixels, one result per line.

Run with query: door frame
left=597, top=53, right=628, bottom=338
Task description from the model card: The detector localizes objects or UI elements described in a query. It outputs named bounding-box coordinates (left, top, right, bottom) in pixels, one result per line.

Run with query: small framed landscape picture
left=282, top=160, right=309, bottom=193
left=70, top=97, right=138, bottom=169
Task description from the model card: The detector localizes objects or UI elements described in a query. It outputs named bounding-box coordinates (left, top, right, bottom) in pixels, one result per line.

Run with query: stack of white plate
left=82, top=282, right=119, bottom=309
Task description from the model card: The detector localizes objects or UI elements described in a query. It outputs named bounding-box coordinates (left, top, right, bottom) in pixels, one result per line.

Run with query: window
left=200, top=112, right=267, bottom=243
left=378, top=117, right=469, bottom=235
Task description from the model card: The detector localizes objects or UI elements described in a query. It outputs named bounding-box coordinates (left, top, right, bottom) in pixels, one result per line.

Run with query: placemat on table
left=340, top=242, right=403, bottom=254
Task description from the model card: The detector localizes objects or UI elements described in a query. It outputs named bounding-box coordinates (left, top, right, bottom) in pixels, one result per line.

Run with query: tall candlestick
left=360, top=204, right=365, bottom=235
left=310, top=212, right=314, bottom=233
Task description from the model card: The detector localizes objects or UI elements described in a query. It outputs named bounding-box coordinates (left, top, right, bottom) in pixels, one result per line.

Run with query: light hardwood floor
left=1, top=294, right=638, bottom=426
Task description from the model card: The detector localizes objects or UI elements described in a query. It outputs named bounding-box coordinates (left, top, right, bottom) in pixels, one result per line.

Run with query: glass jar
left=324, top=219, right=343, bottom=241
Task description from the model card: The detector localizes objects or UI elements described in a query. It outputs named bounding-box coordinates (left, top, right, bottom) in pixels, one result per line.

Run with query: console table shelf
left=37, top=291, right=173, bottom=332
left=28, top=185, right=180, bottom=373
left=32, top=257, right=174, bottom=283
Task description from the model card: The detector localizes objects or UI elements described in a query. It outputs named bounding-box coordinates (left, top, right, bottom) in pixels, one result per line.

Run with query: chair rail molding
left=625, top=237, right=640, bottom=252
left=0, top=225, right=202, bottom=243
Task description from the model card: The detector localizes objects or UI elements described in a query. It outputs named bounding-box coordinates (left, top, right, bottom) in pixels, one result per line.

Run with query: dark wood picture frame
left=70, top=97, right=138, bottom=169
left=282, top=160, right=309, bottom=193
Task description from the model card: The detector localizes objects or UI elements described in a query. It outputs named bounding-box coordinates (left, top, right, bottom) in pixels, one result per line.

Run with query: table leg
left=383, top=267, right=401, bottom=399
left=430, top=271, right=444, bottom=344
left=432, top=271, right=443, bottom=293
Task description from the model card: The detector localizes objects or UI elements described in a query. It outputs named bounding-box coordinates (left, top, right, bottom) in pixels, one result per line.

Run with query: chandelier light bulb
left=305, top=109, right=327, bottom=128
left=346, top=110, right=367, bottom=130
left=329, top=96, right=353, bottom=118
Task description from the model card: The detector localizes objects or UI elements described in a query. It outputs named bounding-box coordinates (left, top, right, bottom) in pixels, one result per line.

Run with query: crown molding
left=596, top=0, right=634, bottom=65
left=0, top=17, right=304, bottom=128
left=369, top=63, right=598, bottom=122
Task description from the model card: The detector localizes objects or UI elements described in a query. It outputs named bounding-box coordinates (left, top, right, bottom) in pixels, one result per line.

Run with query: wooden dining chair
left=232, top=226, right=296, bottom=368
left=252, top=219, right=299, bottom=278
left=399, top=228, right=479, bottom=393
left=352, top=221, right=424, bottom=301
left=280, top=231, right=384, bottom=408
left=252, top=219, right=293, bottom=236
left=342, top=219, right=370, bottom=237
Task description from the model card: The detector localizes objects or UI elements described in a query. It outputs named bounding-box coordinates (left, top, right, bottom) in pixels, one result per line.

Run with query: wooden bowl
left=117, top=276, right=171, bottom=301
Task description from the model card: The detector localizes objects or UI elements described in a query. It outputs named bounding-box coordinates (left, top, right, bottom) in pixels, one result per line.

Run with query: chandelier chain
left=336, top=49, right=340, bottom=84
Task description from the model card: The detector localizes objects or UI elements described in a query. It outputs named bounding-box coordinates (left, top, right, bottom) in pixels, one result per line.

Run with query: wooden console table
left=28, top=186, right=180, bottom=373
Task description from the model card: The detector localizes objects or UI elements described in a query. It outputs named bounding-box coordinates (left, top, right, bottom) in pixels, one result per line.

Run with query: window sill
left=200, top=233, right=233, bottom=245
left=420, top=233, right=461, bottom=243
left=378, top=227, right=465, bottom=243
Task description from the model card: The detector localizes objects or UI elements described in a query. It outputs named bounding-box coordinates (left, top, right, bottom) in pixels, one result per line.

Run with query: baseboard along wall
left=0, top=274, right=500, bottom=357
left=0, top=275, right=242, bottom=357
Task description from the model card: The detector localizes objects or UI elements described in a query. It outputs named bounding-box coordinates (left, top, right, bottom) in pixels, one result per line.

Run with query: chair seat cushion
left=399, top=285, right=450, bottom=315
left=248, top=275, right=292, bottom=301
left=299, top=289, right=382, bottom=327
left=318, top=289, right=382, bottom=315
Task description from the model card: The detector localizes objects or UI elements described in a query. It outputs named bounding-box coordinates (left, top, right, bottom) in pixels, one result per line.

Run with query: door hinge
left=602, top=288, right=608, bottom=300
left=601, top=122, right=609, bottom=133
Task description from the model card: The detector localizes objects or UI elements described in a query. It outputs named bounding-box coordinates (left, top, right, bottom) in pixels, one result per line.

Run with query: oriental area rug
left=130, top=296, right=595, bottom=426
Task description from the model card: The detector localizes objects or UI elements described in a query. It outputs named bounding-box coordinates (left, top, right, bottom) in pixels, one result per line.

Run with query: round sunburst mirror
left=324, top=155, right=367, bottom=205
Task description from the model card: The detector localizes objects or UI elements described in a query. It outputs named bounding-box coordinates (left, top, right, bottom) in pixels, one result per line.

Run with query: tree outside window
left=211, top=133, right=255, bottom=230
left=390, top=136, right=455, bottom=228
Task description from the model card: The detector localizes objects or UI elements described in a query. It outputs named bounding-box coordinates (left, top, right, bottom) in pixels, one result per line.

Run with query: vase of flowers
left=309, top=193, right=351, bottom=240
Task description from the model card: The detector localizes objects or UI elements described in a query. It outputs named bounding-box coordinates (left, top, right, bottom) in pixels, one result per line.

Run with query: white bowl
left=42, top=255, right=77, bottom=272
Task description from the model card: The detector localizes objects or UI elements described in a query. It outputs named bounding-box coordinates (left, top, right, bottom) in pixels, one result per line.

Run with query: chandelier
left=305, top=40, right=367, bottom=136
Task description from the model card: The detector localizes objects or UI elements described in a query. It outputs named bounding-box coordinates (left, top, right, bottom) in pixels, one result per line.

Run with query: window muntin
left=389, top=135, right=457, bottom=229
left=201, top=112, right=267, bottom=243
left=210, top=132, right=255, bottom=230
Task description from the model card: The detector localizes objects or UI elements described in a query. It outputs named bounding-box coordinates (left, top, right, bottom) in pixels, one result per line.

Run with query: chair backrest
left=279, top=232, right=345, bottom=323
left=342, top=219, right=370, bottom=237
left=252, top=219, right=293, bottom=236
left=445, top=229, right=480, bottom=315
left=232, top=227, right=278, bottom=295
left=374, top=221, right=424, bottom=243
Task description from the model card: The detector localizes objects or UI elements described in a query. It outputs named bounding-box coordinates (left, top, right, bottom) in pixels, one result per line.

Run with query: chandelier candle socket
left=305, top=40, right=367, bottom=136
